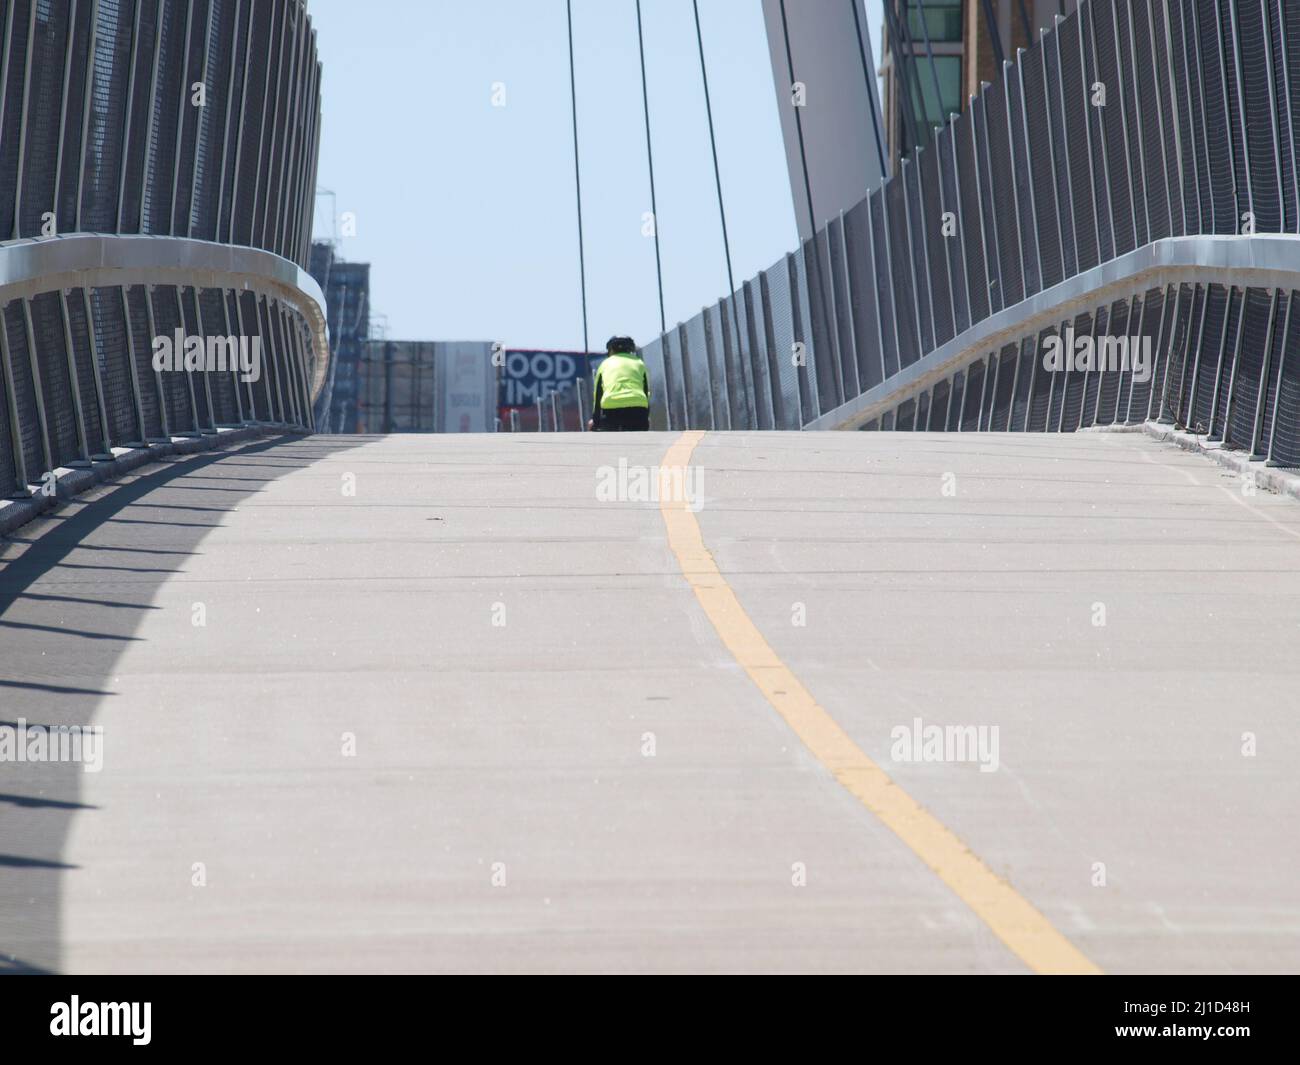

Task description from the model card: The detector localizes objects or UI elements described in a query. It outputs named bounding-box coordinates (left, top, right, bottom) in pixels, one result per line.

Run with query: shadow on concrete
left=0, top=434, right=363, bottom=974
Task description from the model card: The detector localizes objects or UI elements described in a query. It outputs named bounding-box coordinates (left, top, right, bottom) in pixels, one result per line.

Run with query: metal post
left=1248, top=289, right=1280, bottom=457
left=1265, top=291, right=1293, bottom=463
left=75, top=0, right=100, bottom=232
left=116, top=0, right=144, bottom=232
left=865, top=191, right=889, bottom=385
left=1226, top=0, right=1254, bottom=229
left=55, top=1, right=80, bottom=238
left=972, top=89, right=1002, bottom=314
left=1048, top=24, right=1078, bottom=273
left=117, top=286, right=150, bottom=443
left=900, top=157, right=926, bottom=352
left=0, top=302, right=30, bottom=493
left=173, top=287, right=206, bottom=432
left=1208, top=288, right=1245, bottom=441
left=1078, top=4, right=1107, bottom=259
left=80, top=288, right=113, bottom=457
left=1007, top=58, right=1034, bottom=296
left=948, top=113, right=975, bottom=323
left=214, top=0, right=243, bottom=242
left=834, top=213, right=862, bottom=401
left=12, top=0, right=38, bottom=239
left=58, top=290, right=93, bottom=465
left=21, top=299, right=54, bottom=472
left=934, top=126, right=960, bottom=333
left=143, top=286, right=172, bottom=437
left=170, top=0, right=195, bottom=236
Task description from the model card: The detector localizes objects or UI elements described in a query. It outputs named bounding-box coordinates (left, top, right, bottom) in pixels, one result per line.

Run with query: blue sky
left=309, top=0, right=885, bottom=351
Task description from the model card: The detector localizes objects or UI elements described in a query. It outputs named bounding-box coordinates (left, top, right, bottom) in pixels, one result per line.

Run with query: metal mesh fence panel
left=915, top=389, right=929, bottom=430
left=960, top=359, right=985, bottom=430
left=884, top=176, right=920, bottom=371
left=826, top=221, right=858, bottom=401
left=236, top=289, right=272, bottom=423
left=843, top=198, right=884, bottom=390
left=766, top=255, right=800, bottom=429
left=1195, top=0, right=1239, bottom=233
left=171, top=0, right=208, bottom=236
left=81, top=0, right=134, bottom=233
left=930, top=378, right=950, bottom=430
left=0, top=345, right=15, bottom=490
left=1096, top=298, right=1130, bottom=425
left=867, top=188, right=899, bottom=381
left=199, top=286, right=238, bottom=424
left=1107, top=0, right=1146, bottom=251
left=935, top=124, right=971, bottom=334
left=684, top=311, right=713, bottom=429
left=119, top=0, right=157, bottom=233
left=29, top=292, right=79, bottom=464
left=972, top=95, right=1005, bottom=315
left=1190, top=284, right=1230, bottom=430
left=1126, top=287, right=1165, bottom=421
left=954, top=115, right=990, bottom=325
left=150, top=285, right=193, bottom=431
left=988, top=345, right=1018, bottom=431
left=1060, top=18, right=1100, bottom=271
left=1258, top=291, right=1291, bottom=452
left=1237, top=1, right=1282, bottom=232
left=18, top=1, right=68, bottom=238
left=1022, top=47, right=1064, bottom=291
left=1044, top=25, right=1080, bottom=278
left=1167, top=285, right=1204, bottom=423
left=1267, top=0, right=1296, bottom=232
left=179, top=287, right=214, bottom=428
left=0, top=0, right=33, bottom=239
left=684, top=318, right=711, bottom=429
left=917, top=143, right=954, bottom=348
left=1006, top=66, right=1040, bottom=299
left=188, top=0, right=229, bottom=240
left=124, top=285, right=163, bottom=436
left=1224, top=287, right=1273, bottom=448
left=1081, top=3, right=1116, bottom=262
left=895, top=397, right=914, bottom=431
left=1081, top=307, right=1107, bottom=428
left=801, top=237, right=839, bottom=415
left=64, top=289, right=105, bottom=450
left=751, top=276, right=779, bottom=429
left=903, top=158, right=934, bottom=354
left=55, top=3, right=92, bottom=236
left=946, top=369, right=965, bottom=430
left=791, top=243, right=819, bottom=424
left=3, top=298, right=44, bottom=476
left=1009, top=335, right=1036, bottom=430
left=1059, top=311, right=1092, bottom=430
left=1268, top=291, right=1300, bottom=465
left=1153, top=1, right=1188, bottom=236
left=984, top=79, right=1024, bottom=308
left=1134, top=1, right=1172, bottom=242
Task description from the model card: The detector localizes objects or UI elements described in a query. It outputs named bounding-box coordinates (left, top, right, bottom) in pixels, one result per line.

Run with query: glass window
left=906, top=1, right=963, bottom=44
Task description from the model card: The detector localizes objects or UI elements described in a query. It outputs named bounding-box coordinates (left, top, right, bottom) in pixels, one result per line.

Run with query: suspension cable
left=692, top=0, right=741, bottom=338
left=566, top=0, right=590, bottom=352
left=635, top=0, right=666, bottom=336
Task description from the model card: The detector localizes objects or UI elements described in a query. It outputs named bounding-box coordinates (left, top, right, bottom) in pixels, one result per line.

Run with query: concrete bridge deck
left=1, top=430, right=1296, bottom=973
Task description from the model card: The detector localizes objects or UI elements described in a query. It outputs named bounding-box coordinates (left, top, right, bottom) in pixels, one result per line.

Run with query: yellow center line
left=659, top=431, right=1102, bottom=976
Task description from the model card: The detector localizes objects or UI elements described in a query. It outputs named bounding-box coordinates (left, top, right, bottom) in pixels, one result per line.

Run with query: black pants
left=595, top=407, right=650, bottom=432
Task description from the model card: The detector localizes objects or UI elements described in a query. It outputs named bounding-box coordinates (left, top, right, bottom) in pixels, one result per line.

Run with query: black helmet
left=606, top=335, right=636, bottom=354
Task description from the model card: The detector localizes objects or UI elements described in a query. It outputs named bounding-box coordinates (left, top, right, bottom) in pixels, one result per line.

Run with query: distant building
left=309, top=243, right=371, bottom=433
left=879, top=1, right=1082, bottom=169
left=358, top=341, right=496, bottom=433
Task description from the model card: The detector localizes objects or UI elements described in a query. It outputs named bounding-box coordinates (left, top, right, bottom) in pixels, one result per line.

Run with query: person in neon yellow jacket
left=588, top=336, right=651, bottom=432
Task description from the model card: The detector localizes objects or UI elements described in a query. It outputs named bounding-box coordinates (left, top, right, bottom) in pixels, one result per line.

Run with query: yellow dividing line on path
left=658, top=431, right=1102, bottom=976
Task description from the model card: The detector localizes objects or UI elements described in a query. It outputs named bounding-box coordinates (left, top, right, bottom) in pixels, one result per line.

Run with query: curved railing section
left=642, top=0, right=1300, bottom=466
left=0, top=0, right=326, bottom=498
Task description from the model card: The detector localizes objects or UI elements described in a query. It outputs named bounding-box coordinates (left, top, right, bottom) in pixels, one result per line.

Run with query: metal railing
left=642, top=0, right=1300, bottom=466
left=0, top=0, right=327, bottom=498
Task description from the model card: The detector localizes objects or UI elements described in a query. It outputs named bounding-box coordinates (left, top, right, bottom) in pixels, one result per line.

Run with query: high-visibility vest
left=596, top=353, right=649, bottom=409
